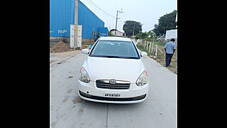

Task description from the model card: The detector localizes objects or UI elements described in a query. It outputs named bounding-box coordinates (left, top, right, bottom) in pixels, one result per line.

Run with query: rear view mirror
left=81, top=49, right=89, bottom=55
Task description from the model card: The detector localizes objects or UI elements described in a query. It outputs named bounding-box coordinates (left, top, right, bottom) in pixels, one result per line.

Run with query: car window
left=90, top=40, right=140, bottom=59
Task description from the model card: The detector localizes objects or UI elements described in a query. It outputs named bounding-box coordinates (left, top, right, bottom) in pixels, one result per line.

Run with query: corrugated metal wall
left=50, top=0, right=74, bottom=37
left=98, top=27, right=109, bottom=36
left=78, top=1, right=104, bottom=39
left=50, top=0, right=107, bottom=39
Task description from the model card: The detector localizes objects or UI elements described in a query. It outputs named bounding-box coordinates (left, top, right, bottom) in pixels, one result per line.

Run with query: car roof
left=98, top=36, right=132, bottom=42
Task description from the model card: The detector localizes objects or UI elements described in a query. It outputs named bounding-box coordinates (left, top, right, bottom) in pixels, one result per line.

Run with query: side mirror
left=141, top=51, right=147, bottom=57
left=81, top=49, right=89, bottom=55
left=88, top=44, right=93, bottom=50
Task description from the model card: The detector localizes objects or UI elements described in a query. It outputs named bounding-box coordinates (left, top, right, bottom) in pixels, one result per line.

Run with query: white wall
left=110, top=31, right=124, bottom=36
left=165, top=29, right=177, bottom=40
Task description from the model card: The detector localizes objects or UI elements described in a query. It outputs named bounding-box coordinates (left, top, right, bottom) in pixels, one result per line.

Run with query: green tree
left=153, top=10, right=177, bottom=36
left=135, top=32, right=147, bottom=40
left=147, top=31, right=155, bottom=39
left=123, top=20, right=142, bottom=37
left=135, top=31, right=156, bottom=41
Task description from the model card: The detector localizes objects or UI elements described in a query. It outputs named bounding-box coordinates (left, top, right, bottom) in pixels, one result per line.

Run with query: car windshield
left=90, top=40, right=140, bottom=59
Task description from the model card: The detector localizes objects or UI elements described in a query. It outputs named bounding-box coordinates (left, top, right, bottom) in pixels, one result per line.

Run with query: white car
left=78, top=37, right=149, bottom=104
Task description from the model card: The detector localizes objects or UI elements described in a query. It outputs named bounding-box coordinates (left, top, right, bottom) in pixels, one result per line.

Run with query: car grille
left=96, top=79, right=130, bottom=89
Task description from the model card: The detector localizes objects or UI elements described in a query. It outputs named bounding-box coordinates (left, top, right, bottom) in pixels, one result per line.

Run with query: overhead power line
left=84, top=0, right=115, bottom=19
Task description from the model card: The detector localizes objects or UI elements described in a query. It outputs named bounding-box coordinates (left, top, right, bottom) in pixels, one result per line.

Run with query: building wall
left=50, top=0, right=107, bottom=39
left=50, top=0, right=74, bottom=37
left=98, top=27, right=109, bottom=36
left=78, top=1, right=104, bottom=39
left=110, top=30, right=124, bottom=37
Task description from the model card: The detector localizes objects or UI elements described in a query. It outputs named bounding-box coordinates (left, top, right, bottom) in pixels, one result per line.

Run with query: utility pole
left=133, top=22, right=136, bottom=37
left=74, top=0, right=78, bottom=49
left=115, top=9, right=123, bottom=36
left=75, top=0, right=78, bottom=25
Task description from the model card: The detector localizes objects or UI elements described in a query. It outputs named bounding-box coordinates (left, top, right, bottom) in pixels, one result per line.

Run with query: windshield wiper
left=121, top=57, right=139, bottom=59
left=94, top=55, right=121, bottom=58
left=91, top=55, right=139, bottom=59
left=90, top=55, right=118, bottom=58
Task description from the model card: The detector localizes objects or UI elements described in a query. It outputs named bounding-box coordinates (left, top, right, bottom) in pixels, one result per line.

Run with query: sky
left=80, top=0, right=177, bottom=32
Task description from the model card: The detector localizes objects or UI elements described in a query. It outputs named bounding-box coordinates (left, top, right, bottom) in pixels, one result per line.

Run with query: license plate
left=104, top=93, right=120, bottom=97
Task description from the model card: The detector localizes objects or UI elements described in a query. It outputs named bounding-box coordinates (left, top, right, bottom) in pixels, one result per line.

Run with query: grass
left=155, top=47, right=177, bottom=74
left=137, top=43, right=153, bottom=56
left=137, top=42, right=177, bottom=74
left=137, top=44, right=147, bottom=52
left=153, top=41, right=165, bottom=46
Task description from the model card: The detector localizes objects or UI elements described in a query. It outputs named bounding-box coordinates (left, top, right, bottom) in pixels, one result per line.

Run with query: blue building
left=50, top=0, right=108, bottom=40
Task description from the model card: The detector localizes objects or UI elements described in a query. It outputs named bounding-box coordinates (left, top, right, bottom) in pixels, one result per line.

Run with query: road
left=50, top=53, right=177, bottom=128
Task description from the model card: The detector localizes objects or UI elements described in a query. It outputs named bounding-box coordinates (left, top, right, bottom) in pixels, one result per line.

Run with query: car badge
left=109, top=79, right=116, bottom=84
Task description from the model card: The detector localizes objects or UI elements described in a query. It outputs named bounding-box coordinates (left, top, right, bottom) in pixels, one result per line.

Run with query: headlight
left=79, top=67, right=90, bottom=83
left=136, top=71, right=148, bottom=86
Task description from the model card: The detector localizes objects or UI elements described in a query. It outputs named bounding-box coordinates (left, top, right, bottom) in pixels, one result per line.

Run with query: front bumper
left=78, top=80, right=149, bottom=104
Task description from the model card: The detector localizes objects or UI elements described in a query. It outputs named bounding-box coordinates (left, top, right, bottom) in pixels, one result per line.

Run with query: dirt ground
left=50, top=39, right=95, bottom=64
left=50, top=41, right=74, bottom=53
left=150, top=50, right=177, bottom=74
left=137, top=43, right=177, bottom=74
left=50, top=50, right=80, bottom=64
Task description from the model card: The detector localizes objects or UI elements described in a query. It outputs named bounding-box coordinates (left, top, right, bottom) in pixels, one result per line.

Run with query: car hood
left=84, top=56, right=145, bottom=83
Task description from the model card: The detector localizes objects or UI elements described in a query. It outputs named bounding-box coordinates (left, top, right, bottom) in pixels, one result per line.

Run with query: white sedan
left=78, top=37, right=149, bottom=104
